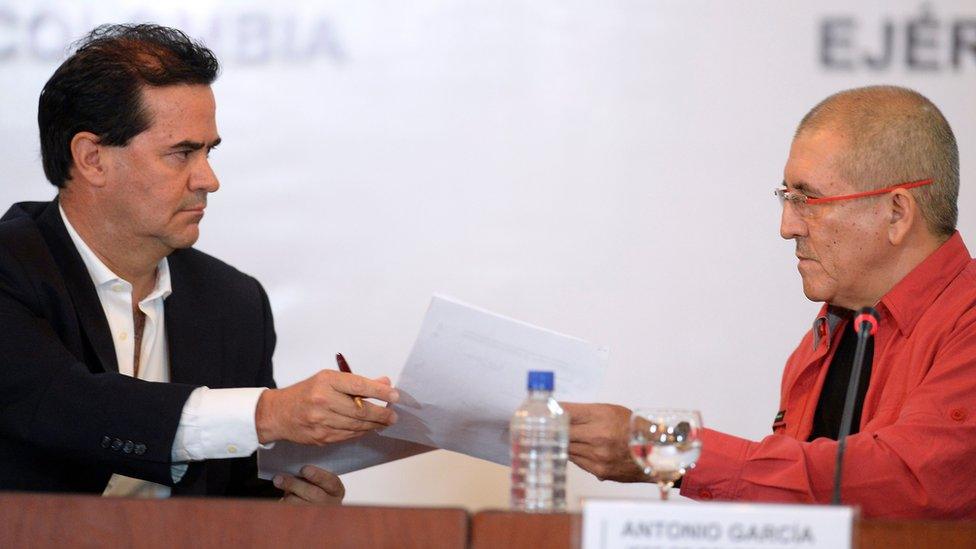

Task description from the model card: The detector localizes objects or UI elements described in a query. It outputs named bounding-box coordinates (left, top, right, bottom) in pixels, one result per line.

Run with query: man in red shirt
left=564, top=86, right=976, bottom=519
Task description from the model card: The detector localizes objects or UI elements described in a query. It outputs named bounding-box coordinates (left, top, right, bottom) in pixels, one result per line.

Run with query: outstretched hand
left=561, top=402, right=648, bottom=483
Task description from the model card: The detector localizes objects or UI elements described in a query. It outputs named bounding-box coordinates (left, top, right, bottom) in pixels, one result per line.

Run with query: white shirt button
left=119, top=332, right=128, bottom=341
left=112, top=283, right=125, bottom=292
left=227, top=444, right=238, bottom=454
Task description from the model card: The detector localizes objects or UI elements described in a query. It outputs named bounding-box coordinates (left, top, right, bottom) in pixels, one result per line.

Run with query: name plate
left=583, top=500, right=855, bottom=549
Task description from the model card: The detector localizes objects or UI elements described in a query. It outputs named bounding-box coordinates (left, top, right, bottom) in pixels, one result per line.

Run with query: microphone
left=832, top=306, right=880, bottom=505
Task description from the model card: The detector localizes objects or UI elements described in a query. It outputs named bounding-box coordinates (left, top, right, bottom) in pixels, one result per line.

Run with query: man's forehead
left=792, top=126, right=850, bottom=153
left=137, top=84, right=219, bottom=144
left=140, top=83, right=214, bottom=111
left=784, top=128, right=852, bottom=193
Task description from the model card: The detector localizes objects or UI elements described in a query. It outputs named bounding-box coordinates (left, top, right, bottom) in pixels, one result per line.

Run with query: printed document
left=258, top=294, right=608, bottom=478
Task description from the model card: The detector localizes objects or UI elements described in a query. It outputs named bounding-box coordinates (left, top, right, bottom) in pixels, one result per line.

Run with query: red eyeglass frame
left=799, top=178, right=934, bottom=204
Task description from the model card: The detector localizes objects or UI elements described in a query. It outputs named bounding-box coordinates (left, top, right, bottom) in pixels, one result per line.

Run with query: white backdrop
left=1, top=0, right=975, bottom=509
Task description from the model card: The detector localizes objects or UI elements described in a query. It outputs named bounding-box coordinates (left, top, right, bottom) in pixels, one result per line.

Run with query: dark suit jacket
left=0, top=199, right=280, bottom=497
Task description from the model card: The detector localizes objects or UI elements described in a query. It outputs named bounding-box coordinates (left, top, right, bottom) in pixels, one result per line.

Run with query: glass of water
left=629, top=408, right=703, bottom=500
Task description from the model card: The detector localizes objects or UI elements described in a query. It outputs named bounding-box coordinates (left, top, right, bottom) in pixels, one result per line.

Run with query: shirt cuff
left=171, top=462, right=188, bottom=484
left=679, top=428, right=751, bottom=502
left=171, top=386, right=269, bottom=463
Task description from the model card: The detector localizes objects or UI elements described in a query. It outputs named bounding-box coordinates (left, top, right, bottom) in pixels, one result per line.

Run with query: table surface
left=2, top=493, right=975, bottom=549
left=0, top=493, right=469, bottom=549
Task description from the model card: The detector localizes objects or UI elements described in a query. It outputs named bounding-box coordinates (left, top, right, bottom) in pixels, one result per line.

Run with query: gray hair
left=796, top=85, right=959, bottom=236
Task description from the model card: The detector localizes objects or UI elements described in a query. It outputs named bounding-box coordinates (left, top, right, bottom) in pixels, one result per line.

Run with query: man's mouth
left=795, top=248, right=817, bottom=261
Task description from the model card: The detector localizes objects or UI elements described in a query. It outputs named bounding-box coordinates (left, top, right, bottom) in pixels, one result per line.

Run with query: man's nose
left=780, top=202, right=807, bottom=240
left=189, top=157, right=220, bottom=193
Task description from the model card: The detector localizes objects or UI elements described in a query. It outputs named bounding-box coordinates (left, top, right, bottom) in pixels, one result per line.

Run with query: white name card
left=582, top=500, right=855, bottom=549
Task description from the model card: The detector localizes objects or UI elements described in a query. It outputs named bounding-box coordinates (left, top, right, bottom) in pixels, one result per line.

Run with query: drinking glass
left=629, top=408, right=703, bottom=500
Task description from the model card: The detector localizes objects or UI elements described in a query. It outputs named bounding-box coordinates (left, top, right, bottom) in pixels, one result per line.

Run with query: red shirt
left=680, top=232, right=976, bottom=518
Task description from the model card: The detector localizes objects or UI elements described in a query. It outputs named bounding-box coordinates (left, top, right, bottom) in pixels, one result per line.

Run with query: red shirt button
left=699, top=489, right=713, bottom=500
left=951, top=408, right=967, bottom=422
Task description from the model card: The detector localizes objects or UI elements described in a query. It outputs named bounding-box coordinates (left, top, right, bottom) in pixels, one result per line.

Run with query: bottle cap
left=527, top=371, right=554, bottom=391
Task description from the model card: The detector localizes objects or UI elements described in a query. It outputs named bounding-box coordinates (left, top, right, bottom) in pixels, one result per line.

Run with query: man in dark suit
left=0, top=24, right=400, bottom=502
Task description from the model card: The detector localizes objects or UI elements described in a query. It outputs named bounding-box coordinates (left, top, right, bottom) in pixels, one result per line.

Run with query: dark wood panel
left=858, top=519, right=976, bottom=549
left=3, top=494, right=975, bottom=549
left=471, top=511, right=580, bottom=549
left=0, top=493, right=468, bottom=549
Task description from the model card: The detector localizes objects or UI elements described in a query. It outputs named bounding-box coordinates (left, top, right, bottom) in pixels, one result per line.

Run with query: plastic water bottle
left=510, top=370, right=569, bottom=512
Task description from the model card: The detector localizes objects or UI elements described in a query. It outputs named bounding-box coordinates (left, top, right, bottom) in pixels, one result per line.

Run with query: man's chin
left=164, top=227, right=201, bottom=250
left=801, top=280, right=831, bottom=304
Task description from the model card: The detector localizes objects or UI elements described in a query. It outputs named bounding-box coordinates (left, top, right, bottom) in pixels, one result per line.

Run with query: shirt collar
left=810, top=232, right=971, bottom=346
left=812, top=303, right=848, bottom=350
left=59, top=203, right=172, bottom=301
left=878, top=231, right=971, bottom=336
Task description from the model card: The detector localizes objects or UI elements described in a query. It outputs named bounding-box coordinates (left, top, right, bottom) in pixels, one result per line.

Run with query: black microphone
left=832, top=306, right=880, bottom=505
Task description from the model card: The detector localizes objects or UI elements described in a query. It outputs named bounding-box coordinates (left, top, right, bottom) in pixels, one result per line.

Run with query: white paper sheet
left=257, top=294, right=608, bottom=478
left=381, top=294, right=609, bottom=465
left=258, top=434, right=434, bottom=479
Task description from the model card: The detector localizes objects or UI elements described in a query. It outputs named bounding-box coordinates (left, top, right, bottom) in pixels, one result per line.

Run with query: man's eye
left=173, top=150, right=191, bottom=159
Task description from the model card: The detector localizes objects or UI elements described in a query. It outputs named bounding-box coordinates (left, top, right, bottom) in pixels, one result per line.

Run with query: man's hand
left=561, top=402, right=648, bottom=483
left=255, top=371, right=399, bottom=445
left=274, top=465, right=345, bottom=505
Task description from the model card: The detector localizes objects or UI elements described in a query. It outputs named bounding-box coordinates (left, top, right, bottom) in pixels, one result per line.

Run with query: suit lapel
left=35, top=200, right=119, bottom=373
left=165, top=252, right=223, bottom=388
left=32, top=200, right=223, bottom=386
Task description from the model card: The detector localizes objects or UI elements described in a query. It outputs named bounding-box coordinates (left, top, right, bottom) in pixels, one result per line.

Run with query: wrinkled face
left=99, top=84, right=220, bottom=252
left=780, top=129, right=889, bottom=309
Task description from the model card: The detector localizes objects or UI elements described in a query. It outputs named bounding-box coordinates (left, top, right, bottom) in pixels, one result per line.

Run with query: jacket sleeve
left=225, top=277, right=282, bottom=498
left=680, top=316, right=976, bottom=519
left=0, top=244, right=199, bottom=486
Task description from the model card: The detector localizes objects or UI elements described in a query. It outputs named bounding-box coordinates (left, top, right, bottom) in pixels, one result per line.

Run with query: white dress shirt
left=59, top=205, right=267, bottom=498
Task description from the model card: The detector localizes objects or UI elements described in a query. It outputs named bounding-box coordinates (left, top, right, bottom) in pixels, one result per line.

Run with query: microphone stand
left=832, top=307, right=879, bottom=505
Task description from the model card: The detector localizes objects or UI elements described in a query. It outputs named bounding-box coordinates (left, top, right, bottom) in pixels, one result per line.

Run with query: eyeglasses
left=775, top=178, right=933, bottom=217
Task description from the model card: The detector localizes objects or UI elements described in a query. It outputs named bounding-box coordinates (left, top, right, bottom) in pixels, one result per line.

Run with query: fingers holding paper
left=275, top=465, right=346, bottom=505
left=561, top=402, right=647, bottom=483
left=255, top=370, right=400, bottom=445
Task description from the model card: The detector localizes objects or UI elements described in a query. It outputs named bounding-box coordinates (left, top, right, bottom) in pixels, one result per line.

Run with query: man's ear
left=68, top=132, right=109, bottom=187
left=887, top=189, right=917, bottom=246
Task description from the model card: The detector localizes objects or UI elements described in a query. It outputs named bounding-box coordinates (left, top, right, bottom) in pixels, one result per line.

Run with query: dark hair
left=38, top=24, right=220, bottom=187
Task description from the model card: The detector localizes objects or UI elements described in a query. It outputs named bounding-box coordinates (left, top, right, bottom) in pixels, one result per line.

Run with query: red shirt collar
left=812, top=231, right=971, bottom=343
left=880, top=231, right=971, bottom=336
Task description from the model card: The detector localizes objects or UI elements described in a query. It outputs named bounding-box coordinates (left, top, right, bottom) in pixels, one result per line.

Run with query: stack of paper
left=258, top=294, right=609, bottom=479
